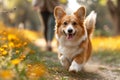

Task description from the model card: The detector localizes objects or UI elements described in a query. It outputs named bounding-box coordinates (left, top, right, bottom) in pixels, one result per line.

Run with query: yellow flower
left=0, top=48, right=8, bottom=56
left=23, top=42, right=27, bottom=46
left=11, top=59, right=21, bottom=65
left=2, top=51, right=8, bottom=56
left=26, top=64, right=46, bottom=79
left=0, top=70, right=14, bottom=79
left=8, top=34, right=18, bottom=41
left=9, top=42, right=14, bottom=48
left=2, top=44, right=8, bottom=49
left=1, top=37, right=7, bottom=40
left=0, top=48, right=4, bottom=52
left=92, top=36, right=120, bottom=51
left=15, top=43, right=22, bottom=48
left=15, top=50, right=19, bottom=54
left=2, top=31, right=7, bottom=36
left=19, top=54, right=26, bottom=60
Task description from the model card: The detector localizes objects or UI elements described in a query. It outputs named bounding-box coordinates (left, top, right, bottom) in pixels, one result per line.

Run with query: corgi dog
left=54, top=6, right=97, bottom=72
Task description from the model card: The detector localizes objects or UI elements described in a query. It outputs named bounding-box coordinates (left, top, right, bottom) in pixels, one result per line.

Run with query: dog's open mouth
left=63, top=31, right=76, bottom=40
left=66, top=34, right=73, bottom=40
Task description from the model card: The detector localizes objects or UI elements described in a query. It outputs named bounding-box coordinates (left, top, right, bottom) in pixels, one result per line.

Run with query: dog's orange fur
left=54, top=6, right=96, bottom=72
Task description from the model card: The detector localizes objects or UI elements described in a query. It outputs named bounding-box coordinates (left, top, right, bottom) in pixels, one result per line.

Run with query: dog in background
left=54, top=6, right=97, bottom=72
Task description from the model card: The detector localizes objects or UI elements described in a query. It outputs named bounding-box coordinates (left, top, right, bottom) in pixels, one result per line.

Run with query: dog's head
left=54, top=6, right=87, bottom=41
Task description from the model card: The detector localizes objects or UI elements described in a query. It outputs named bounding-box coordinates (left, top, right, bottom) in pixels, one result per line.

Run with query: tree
left=0, top=0, right=41, bottom=31
left=77, top=0, right=113, bottom=36
left=107, top=0, right=120, bottom=35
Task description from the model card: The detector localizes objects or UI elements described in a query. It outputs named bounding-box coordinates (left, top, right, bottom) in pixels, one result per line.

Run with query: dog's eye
left=63, top=22, right=68, bottom=25
left=72, top=22, right=77, bottom=26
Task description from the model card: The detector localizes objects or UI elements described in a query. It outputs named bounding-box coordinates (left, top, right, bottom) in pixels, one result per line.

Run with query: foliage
left=0, top=0, right=40, bottom=30
left=0, top=0, right=118, bottom=36
left=77, top=0, right=114, bottom=36
left=99, top=0, right=107, bottom=6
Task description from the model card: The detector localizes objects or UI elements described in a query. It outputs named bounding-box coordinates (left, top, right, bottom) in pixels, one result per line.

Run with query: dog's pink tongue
left=67, top=34, right=73, bottom=40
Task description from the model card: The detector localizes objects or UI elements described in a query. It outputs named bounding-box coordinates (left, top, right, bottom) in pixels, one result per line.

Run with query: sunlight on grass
left=22, top=29, right=42, bottom=41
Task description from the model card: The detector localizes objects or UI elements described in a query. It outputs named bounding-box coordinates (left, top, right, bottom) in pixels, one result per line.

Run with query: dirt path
left=84, top=60, right=120, bottom=80
left=34, top=39, right=120, bottom=80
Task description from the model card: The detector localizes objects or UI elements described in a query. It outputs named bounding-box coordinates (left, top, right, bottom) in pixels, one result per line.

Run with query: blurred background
left=0, top=0, right=120, bottom=80
left=0, top=0, right=120, bottom=36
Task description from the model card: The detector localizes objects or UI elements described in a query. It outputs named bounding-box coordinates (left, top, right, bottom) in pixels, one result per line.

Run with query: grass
left=38, top=52, right=104, bottom=80
left=93, top=50, right=120, bottom=67
left=0, top=22, right=120, bottom=80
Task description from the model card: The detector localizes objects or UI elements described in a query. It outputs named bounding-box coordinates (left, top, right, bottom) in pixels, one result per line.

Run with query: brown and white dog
left=54, top=6, right=97, bottom=72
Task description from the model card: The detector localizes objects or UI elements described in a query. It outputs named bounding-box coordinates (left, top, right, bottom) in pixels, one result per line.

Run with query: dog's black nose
left=68, top=29, right=73, bottom=33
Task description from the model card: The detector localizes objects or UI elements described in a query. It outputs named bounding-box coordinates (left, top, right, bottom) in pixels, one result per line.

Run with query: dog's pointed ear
left=54, top=6, right=66, bottom=21
left=74, top=6, right=86, bottom=21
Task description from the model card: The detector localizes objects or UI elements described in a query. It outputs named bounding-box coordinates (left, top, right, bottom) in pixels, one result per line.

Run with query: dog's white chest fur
left=58, top=45, right=83, bottom=60
left=57, top=35, right=84, bottom=61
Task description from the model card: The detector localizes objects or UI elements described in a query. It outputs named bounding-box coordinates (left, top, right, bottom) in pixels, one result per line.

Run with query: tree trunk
left=117, top=0, right=120, bottom=34
left=107, top=0, right=120, bottom=35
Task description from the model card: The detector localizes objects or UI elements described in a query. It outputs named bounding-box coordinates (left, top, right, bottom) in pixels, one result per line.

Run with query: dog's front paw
left=59, top=56, right=70, bottom=70
left=69, top=61, right=83, bottom=72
